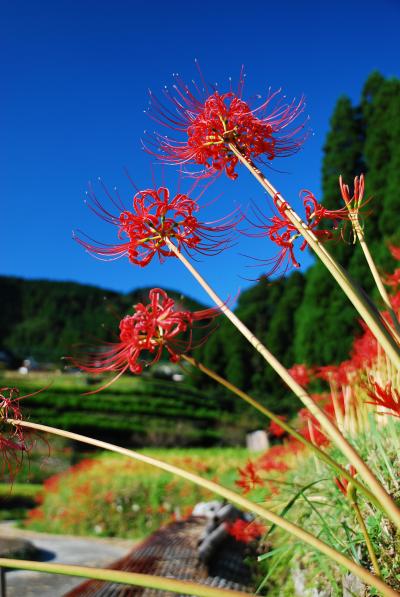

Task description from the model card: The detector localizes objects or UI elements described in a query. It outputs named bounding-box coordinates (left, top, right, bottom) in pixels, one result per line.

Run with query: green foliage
left=0, top=484, right=42, bottom=521
left=257, top=419, right=400, bottom=595
left=0, top=277, right=205, bottom=363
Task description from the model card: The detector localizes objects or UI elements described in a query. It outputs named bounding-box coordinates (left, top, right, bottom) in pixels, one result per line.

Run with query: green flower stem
left=228, top=142, right=400, bottom=372
left=6, top=419, right=398, bottom=596
left=0, top=559, right=248, bottom=597
left=347, top=485, right=382, bottom=579
left=352, top=501, right=382, bottom=578
left=165, top=239, right=400, bottom=528
left=182, top=355, right=380, bottom=509
left=346, top=210, right=400, bottom=341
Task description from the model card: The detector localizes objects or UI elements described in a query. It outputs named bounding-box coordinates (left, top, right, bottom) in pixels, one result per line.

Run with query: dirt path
left=0, top=521, right=134, bottom=596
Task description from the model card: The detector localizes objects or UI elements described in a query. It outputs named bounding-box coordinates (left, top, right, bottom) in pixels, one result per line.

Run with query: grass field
left=1, top=370, right=257, bottom=447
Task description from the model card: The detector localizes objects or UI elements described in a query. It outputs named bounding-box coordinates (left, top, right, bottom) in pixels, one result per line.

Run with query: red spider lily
left=338, top=174, right=374, bottom=246
left=339, top=174, right=365, bottom=211
left=300, top=422, right=330, bottom=448
left=385, top=270, right=400, bottom=289
left=288, top=364, right=311, bottom=387
left=384, top=245, right=400, bottom=289
left=350, top=324, right=378, bottom=370
left=366, top=381, right=400, bottom=418
left=0, top=387, right=34, bottom=479
left=316, top=362, right=353, bottom=386
left=75, top=183, right=237, bottom=267
left=298, top=409, right=330, bottom=447
left=0, top=387, right=24, bottom=423
left=391, top=291, right=400, bottom=313
left=227, top=518, right=266, bottom=543
left=246, top=189, right=350, bottom=275
left=321, top=393, right=345, bottom=421
left=268, top=415, right=287, bottom=438
left=235, top=461, right=264, bottom=494
left=146, top=66, right=306, bottom=180
left=389, top=246, right=400, bottom=261
left=258, top=445, right=289, bottom=473
left=73, top=288, right=219, bottom=392
left=335, top=465, right=357, bottom=496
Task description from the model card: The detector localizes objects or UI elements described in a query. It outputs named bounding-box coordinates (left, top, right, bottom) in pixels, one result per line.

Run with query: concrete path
left=0, top=521, right=134, bottom=596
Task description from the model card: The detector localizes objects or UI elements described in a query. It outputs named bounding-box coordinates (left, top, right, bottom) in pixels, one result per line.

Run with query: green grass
left=256, top=418, right=400, bottom=596
left=0, top=483, right=42, bottom=498
left=0, top=483, right=43, bottom=521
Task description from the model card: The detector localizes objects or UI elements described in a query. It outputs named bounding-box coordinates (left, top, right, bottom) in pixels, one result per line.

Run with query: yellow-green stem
left=352, top=501, right=381, bottom=578
left=165, top=239, right=400, bottom=528
left=347, top=485, right=382, bottom=579
left=228, top=143, right=400, bottom=372
left=6, top=419, right=397, bottom=596
left=0, top=558, right=248, bottom=597
left=347, top=211, right=400, bottom=342
left=182, top=355, right=380, bottom=508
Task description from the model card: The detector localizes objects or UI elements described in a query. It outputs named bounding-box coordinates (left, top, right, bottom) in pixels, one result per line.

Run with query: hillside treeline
left=0, top=278, right=204, bottom=363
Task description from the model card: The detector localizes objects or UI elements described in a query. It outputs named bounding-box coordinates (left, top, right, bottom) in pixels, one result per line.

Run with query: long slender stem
left=165, top=239, right=400, bottom=527
left=347, top=211, right=400, bottom=341
left=0, top=558, right=248, bottom=597
left=7, top=419, right=398, bottom=597
left=228, top=143, right=400, bottom=372
left=351, top=501, right=381, bottom=578
left=182, top=355, right=380, bottom=508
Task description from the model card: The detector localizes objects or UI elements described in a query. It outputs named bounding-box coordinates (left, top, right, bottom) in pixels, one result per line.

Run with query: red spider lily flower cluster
left=74, top=288, right=219, bottom=390
left=268, top=415, right=287, bottom=438
left=75, top=185, right=237, bottom=267
left=227, top=518, right=266, bottom=543
left=298, top=406, right=330, bottom=447
left=384, top=245, right=400, bottom=289
left=258, top=444, right=290, bottom=473
left=316, top=363, right=352, bottom=387
left=248, top=187, right=352, bottom=276
left=288, top=364, right=311, bottom=387
left=146, top=68, right=306, bottom=180
left=335, top=465, right=357, bottom=497
left=0, top=387, right=29, bottom=479
left=366, top=381, right=400, bottom=418
left=235, top=461, right=264, bottom=494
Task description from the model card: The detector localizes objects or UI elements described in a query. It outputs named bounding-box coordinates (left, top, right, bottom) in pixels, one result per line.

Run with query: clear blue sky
left=2, top=0, right=399, bottom=306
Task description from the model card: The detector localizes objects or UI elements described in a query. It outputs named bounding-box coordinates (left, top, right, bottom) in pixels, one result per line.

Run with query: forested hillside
left=0, top=277, right=204, bottom=362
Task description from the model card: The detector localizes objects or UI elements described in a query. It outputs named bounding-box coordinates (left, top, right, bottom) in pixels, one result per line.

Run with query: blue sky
left=2, top=0, right=399, bottom=306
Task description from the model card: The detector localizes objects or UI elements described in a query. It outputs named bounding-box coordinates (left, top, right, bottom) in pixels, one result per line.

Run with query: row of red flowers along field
left=23, top=449, right=247, bottom=538
left=1, top=67, right=400, bottom=596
